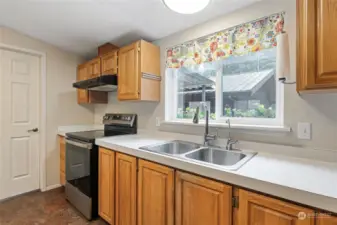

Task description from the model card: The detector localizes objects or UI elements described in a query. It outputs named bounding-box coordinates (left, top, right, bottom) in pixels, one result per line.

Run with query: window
left=165, top=13, right=285, bottom=127
left=165, top=48, right=283, bottom=126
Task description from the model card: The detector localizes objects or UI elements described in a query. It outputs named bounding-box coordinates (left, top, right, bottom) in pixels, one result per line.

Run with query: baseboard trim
left=44, top=184, right=62, bottom=192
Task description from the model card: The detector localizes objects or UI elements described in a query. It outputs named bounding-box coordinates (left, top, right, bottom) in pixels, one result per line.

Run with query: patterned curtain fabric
left=166, top=13, right=285, bottom=68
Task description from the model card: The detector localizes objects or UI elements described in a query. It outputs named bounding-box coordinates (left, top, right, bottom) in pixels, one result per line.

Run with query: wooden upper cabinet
left=297, top=0, right=337, bottom=92
left=118, top=40, right=160, bottom=101
left=98, top=147, right=115, bottom=224
left=138, top=160, right=174, bottom=225
left=77, top=63, right=89, bottom=104
left=317, top=216, right=337, bottom=225
left=237, top=189, right=315, bottom=225
left=76, top=62, right=108, bottom=104
left=175, top=171, right=232, bottom=225
left=87, top=57, right=101, bottom=78
left=118, top=42, right=140, bottom=100
left=78, top=64, right=88, bottom=81
left=101, top=51, right=118, bottom=75
left=115, top=153, right=137, bottom=225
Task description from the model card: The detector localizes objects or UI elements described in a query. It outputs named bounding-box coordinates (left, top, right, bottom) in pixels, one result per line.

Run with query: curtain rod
left=166, top=11, right=285, bottom=50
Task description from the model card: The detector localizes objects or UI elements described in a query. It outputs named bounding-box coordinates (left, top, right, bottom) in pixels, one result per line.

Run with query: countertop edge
left=57, top=125, right=104, bottom=137
left=95, top=139, right=337, bottom=214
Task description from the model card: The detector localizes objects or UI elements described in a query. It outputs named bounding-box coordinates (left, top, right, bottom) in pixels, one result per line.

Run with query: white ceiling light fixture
left=163, top=0, right=211, bottom=14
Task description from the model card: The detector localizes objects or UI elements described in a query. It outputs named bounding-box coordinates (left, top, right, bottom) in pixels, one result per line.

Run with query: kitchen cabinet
left=138, top=160, right=174, bottom=225
left=77, top=63, right=89, bottom=104
left=98, top=147, right=115, bottom=224
left=317, top=216, right=337, bottom=225
left=101, top=51, right=118, bottom=75
left=115, top=153, right=137, bottom=225
left=237, top=189, right=314, bottom=225
left=76, top=62, right=108, bottom=104
left=175, top=171, right=232, bottom=225
left=98, top=43, right=119, bottom=56
left=118, top=40, right=160, bottom=101
left=59, top=135, right=66, bottom=186
left=297, top=0, right=337, bottom=92
left=87, top=57, right=101, bottom=78
left=95, top=145, right=336, bottom=225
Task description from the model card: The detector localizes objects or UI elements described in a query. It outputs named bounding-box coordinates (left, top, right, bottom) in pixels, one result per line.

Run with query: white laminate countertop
left=95, top=131, right=337, bottom=213
left=58, top=125, right=104, bottom=136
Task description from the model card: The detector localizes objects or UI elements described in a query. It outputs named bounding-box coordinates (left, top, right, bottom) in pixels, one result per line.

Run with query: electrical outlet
left=297, top=122, right=311, bottom=140
left=156, top=117, right=161, bottom=127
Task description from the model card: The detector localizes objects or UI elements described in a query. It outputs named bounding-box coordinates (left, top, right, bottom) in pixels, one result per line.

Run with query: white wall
left=0, top=27, right=95, bottom=187
left=95, top=0, right=337, bottom=151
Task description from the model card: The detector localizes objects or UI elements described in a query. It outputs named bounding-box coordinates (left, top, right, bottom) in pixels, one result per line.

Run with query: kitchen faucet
left=226, top=119, right=238, bottom=150
left=203, top=106, right=217, bottom=146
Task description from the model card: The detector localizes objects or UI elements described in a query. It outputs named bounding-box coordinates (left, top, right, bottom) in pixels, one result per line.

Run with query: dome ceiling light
left=163, top=0, right=211, bottom=14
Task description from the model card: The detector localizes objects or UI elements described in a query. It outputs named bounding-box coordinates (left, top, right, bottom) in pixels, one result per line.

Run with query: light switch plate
left=297, top=122, right=311, bottom=140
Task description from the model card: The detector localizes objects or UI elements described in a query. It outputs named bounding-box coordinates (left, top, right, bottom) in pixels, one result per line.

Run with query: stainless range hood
left=73, top=74, right=118, bottom=92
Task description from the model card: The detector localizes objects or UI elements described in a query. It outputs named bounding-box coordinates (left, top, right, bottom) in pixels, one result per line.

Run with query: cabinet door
left=98, top=147, right=115, bottom=224
left=59, top=136, right=65, bottom=186
left=138, top=160, right=174, bottom=225
left=317, top=216, right=337, bottom=225
left=238, top=189, right=314, bottom=225
left=77, top=64, right=89, bottom=104
left=88, top=57, right=101, bottom=78
left=317, top=0, right=337, bottom=85
left=118, top=42, right=140, bottom=100
left=101, top=51, right=118, bottom=75
left=175, top=171, right=232, bottom=225
left=297, top=0, right=337, bottom=91
left=116, top=153, right=137, bottom=225
left=77, top=60, right=107, bottom=104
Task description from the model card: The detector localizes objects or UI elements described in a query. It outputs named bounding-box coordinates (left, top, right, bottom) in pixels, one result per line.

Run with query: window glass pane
left=176, top=62, right=218, bottom=120
left=222, top=48, right=277, bottom=118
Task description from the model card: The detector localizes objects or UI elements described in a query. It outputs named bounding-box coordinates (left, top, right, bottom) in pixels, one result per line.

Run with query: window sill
left=161, top=120, right=292, bottom=133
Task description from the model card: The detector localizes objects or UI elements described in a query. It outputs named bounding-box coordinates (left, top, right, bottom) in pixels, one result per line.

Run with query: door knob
left=28, top=128, right=39, bottom=133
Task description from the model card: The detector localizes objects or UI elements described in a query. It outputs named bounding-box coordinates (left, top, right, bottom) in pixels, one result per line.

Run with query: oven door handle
left=66, top=139, right=93, bottom=149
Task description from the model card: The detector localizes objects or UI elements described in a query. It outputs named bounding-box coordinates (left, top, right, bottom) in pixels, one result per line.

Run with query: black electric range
left=65, top=113, right=137, bottom=220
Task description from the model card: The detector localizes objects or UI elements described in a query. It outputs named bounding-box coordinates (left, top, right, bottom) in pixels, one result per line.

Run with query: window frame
left=164, top=60, right=285, bottom=127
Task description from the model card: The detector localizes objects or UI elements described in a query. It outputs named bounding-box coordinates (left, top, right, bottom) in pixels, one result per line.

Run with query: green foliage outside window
left=177, top=104, right=275, bottom=120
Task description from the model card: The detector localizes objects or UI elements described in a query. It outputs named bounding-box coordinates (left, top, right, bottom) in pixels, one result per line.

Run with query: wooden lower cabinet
left=138, top=160, right=174, bottom=225
left=96, top=147, right=336, bottom=225
left=59, top=136, right=66, bottom=186
left=115, top=153, right=137, bottom=225
left=237, top=189, right=315, bottom=225
left=98, top=147, right=115, bottom=224
left=317, top=216, right=337, bottom=225
left=175, top=171, right=232, bottom=225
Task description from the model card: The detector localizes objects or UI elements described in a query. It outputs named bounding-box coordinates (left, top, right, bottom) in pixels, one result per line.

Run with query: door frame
left=0, top=43, right=47, bottom=197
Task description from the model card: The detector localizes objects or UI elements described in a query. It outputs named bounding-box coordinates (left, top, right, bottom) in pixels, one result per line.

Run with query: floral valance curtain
left=166, top=13, right=285, bottom=68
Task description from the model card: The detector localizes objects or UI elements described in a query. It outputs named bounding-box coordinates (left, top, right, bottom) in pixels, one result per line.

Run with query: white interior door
left=0, top=49, right=40, bottom=199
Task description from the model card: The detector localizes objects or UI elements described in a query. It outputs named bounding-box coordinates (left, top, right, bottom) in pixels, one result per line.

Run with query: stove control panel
left=103, top=113, right=137, bottom=127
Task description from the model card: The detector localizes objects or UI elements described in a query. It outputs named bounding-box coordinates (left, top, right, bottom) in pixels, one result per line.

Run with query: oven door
left=65, top=138, right=92, bottom=197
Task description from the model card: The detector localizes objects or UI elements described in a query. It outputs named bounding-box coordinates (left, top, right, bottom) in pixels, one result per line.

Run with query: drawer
left=60, top=157, right=65, bottom=173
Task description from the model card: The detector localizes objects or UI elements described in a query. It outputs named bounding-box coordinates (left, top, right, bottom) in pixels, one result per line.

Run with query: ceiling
left=0, top=0, right=259, bottom=58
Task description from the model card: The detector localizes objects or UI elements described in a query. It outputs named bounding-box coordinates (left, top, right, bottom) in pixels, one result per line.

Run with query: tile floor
left=0, top=188, right=107, bottom=225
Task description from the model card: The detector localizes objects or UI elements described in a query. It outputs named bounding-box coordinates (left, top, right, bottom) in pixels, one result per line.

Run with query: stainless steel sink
left=139, top=141, right=256, bottom=170
left=184, top=147, right=256, bottom=170
left=139, top=140, right=201, bottom=155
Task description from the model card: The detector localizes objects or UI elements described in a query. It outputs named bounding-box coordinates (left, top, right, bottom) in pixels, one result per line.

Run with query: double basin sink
left=139, top=140, right=256, bottom=171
